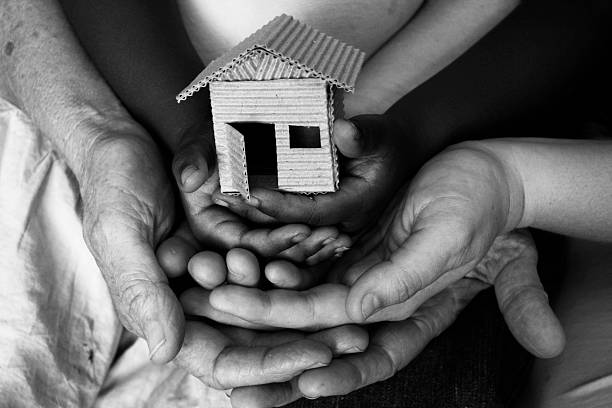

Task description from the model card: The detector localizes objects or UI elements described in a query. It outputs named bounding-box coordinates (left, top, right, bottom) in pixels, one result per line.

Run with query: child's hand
left=210, top=115, right=413, bottom=235
left=157, top=222, right=262, bottom=287
left=170, top=129, right=351, bottom=263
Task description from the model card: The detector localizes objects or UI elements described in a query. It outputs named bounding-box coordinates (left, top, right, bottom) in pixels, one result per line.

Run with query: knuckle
left=412, top=311, right=445, bottom=339
left=370, top=344, right=399, bottom=382
left=116, top=274, right=161, bottom=320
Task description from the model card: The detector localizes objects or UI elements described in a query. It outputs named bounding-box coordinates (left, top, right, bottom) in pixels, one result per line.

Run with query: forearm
left=346, top=0, right=518, bottom=117
left=0, top=0, right=145, bottom=182
left=476, top=138, right=612, bottom=241
left=59, top=0, right=210, bottom=154
left=383, top=0, right=612, bottom=167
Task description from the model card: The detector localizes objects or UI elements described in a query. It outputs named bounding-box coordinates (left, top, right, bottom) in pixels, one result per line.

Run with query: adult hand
left=173, top=321, right=368, bottom=392
left=203, top=143, right=520, bottom=328
left=80, top=127, right=182, bottom=363
left=180, top=228, right=560, bottom=348
left=180, top=143, right=526, bottom=330
left=169, top=128, right=351, bottom=263
left=228, top=230, right=565, bottom=407
left=341, top=142, right=525, bottom=321
left=211, top=115, right=412, bottom=234
left=80, top=125, right=369, bottom=387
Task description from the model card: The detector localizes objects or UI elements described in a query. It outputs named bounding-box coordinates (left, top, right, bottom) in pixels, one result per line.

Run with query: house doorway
left=228, top=122, right=278, bottom=189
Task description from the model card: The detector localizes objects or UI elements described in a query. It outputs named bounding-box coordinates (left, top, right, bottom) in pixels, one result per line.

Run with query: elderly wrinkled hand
left=229, top=232, right=564, bottom=407
left=80, top=127, right=371, bottom=396
left=160, top=225, right=564, bottom=407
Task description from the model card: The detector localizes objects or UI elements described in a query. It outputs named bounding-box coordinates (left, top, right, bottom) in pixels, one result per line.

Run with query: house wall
left=210, top=78, right=336, bottom=193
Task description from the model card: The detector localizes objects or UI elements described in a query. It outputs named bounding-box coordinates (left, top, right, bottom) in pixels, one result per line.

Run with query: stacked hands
left=81, top=114, right=565, bottom=407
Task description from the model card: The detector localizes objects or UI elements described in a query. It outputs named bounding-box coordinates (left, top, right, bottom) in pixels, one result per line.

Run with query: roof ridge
left=177, top=14, right=365, bottom=102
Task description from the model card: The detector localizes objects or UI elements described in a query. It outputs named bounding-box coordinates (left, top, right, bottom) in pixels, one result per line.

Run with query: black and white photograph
left=1, top=0, right=611, bottom=407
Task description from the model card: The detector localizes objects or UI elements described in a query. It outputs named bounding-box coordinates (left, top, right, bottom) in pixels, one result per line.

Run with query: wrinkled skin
left=160, top=223, right=565, bottom=407
left=78, top=129, right=369, bottom=391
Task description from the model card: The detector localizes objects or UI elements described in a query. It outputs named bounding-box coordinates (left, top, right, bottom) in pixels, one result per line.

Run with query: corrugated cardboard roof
left=177, top=14, right=365, bottom=102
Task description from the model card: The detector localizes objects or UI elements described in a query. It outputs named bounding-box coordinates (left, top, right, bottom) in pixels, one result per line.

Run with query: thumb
left=346, top=221, right=470, bottom=322
left=172, top=129, right=215, bottom=193
left=85, top=219, right=185, bottom=363
left=332, top=116, right=381, bottom=158
left=494, top=250, right=565, bottom=358
left=333, top=114, right=404, bottom=159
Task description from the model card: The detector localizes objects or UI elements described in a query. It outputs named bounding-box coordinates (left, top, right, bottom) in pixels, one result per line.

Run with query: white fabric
left=0, top=99, right=229, bottom=408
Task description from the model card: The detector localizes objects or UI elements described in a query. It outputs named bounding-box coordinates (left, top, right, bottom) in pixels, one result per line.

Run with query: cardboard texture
left=177, top=14, right=365, bottom=197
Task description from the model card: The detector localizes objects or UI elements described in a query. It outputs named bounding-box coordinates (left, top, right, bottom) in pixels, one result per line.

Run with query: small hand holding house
left=177, top=14, right=365, bottom=198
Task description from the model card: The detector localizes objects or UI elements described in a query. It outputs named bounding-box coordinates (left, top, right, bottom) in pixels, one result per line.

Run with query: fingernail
left=304, top=395, right=319, bottom=400
left=291, top=233, right=309, bottom=244
left=344, top=346, right=365, bottom=354
left=361, top=293, right=382, bottom=320
left=334, top=246, right=350, bottom=257
left=180, top=164, right=198, bottom=186
left=322, top=237, right=336, bottom=246
left=213, top=198, right=229, bottom=208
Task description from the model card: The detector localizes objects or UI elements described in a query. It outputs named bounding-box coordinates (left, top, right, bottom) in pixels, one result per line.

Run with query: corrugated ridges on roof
left=177, top=14, right=365, bottom=102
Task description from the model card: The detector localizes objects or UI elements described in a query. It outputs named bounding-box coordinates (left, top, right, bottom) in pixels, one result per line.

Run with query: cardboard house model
left=177, top=14, right=365, bottom=198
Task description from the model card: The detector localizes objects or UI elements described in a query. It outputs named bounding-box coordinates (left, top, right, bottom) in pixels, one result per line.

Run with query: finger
left=494, top=243, right=565, bottom=358
left=181, top=288, right=274, bottom=330
left=246, top=184, right=364, bottom=227
left=174, top=321, right=332, bottom=390
left=228, top=324, right=369, bottom=355
left=299, top=283, right=479, bottom=398
left=231, top=379, right=302, bottom=408
left=229, top=324, right=369, bottom=407
left=209, top=284, right=352, bottom=330
left=276, top=226, right=338, bottom=261
left=157, top=232, right=198, bottom=278
left=305, top=232, right=352, bottom=266
left=172, top=130, right=214, bottom=193
left=220, top=326, right=303, bottom=346
left=307, top=325, right=369, bottom=355
left=188, top=251, right=227, bottom=289
left=181, top=169, right=313, bottom=257
left=226, top=248, right=260, bottom=287
left=298, top=327, right=420, bottom=398
left=332, top=118, right=379, bottom=159
left=346, top=222, right=470, bottom=322
left=264, top=260, right=328, bottom=290
left=195, top=206, right=312, bottom=257
left=339, top=246, right=384, bottom=286
left=212, top=192, right=280, bottom=224
left=86, top=220, right=184, bottom=364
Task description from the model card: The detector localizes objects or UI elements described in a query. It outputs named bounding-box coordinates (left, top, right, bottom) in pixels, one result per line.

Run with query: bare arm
left=345, top=0, right=519, bottom=116
left=1, top=0, right=353, bottom=381
left=475, top=138, right=612, bottom=241
left=0, top=0, right=141, bottom=180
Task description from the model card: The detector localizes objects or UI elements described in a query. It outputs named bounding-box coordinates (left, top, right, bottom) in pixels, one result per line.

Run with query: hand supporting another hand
left=80, top=126, right=369, bottom=393
left=211, top=115, right=413, bottom=235
left=80, top=130, right=182, bottom=363
left=168, top=127, right=352, bottom=265
left=203, top=229, right=564, bottom=407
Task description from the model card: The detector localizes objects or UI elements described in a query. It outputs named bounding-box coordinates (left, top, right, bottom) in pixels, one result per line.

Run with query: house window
left=289, top=125, right=321, bottom=148
left=228, top=122, right=278, bottom=189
